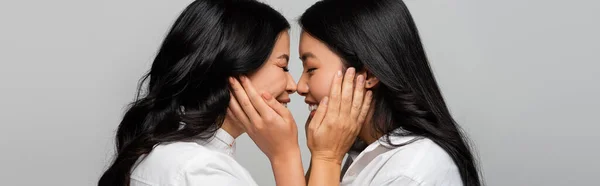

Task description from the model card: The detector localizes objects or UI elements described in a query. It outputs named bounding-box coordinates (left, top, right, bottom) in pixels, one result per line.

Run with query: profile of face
left=297, top=32, right=345, bottom=116
left=248, top=31, right=297, bottom=108
left=297, top=32, right=378, bottom=121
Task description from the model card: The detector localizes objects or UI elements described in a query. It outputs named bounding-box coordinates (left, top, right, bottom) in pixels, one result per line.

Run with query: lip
left=304, top=99, right=318, bottom=105
left=277, top=98, right=291, bottom=103
left=309, top=110, right=316, bottom=117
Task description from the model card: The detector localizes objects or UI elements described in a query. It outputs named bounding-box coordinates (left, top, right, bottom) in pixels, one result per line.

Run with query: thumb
left=261, top=92, right=292, bottom=119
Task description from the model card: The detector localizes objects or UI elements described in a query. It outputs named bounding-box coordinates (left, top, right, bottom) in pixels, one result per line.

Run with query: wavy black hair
left=98, top=0, right=289, bottom=185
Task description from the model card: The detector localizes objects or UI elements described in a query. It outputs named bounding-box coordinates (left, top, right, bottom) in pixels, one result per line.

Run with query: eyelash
left=306, top=68, right=316, bottom=74
left=282, top=67, right=289, bottom=72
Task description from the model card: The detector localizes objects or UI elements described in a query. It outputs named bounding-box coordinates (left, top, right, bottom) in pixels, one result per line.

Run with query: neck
left=221, top=116, right=244, bottom=138
left=358, top=108, right=383, bottom=145
left=358, top=125, right=381, bottom=145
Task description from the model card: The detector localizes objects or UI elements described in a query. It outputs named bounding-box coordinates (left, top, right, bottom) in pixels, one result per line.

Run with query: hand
left=306, top=68, right=373, bottom=165
left=228, top=76, right=300, bottom=161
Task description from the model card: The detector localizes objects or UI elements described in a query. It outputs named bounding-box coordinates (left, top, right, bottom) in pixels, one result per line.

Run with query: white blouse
left=341, top=135, right=463, bottom=186
left=130, top=129, right=257, bottom=186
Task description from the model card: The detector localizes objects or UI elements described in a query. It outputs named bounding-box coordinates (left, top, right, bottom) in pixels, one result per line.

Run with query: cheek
left=309, top=74, right=333, bottom=102
left=269, top=75, right=287, bottom=95
left=250, top=71, right=287, bottom=96
left=307, top=62, right=343, bottom=102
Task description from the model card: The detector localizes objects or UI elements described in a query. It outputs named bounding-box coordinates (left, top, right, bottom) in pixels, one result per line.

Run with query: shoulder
left=374, top=137, right=462, bottom=185
left=386, top=137, right=457, bottom=169
left=131, top=141, right=255, bottom=186
left=132, top=141, right=214, bottom=174
left=130, top=142, right=214, bottom=184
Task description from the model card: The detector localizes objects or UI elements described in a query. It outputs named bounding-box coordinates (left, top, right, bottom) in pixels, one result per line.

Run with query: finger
left=229, top=77, right=262, bottom=125
left=260, top=92, right=292, bottom=120
left=356, top=91, right=373, bottom=130
left=339, top=68, right=356, bottom=115
left=228, top=92, right=252, bottom=131
left=226, top=108, right=242, bottom=125
left=239, top=76, right=276, bottom=117
left=226, top=108, right=237, bottom=121
left=308, top=97, right=329, bottom=131
left=350, top=75, right=366, bottom=120
left=326, top=70, right=344, bottom=117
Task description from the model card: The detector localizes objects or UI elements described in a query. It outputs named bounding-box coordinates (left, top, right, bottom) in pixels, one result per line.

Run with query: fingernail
left=261, top=92, right=272, bottom=100
left=347, top=67, right=355, bottom=75
left=229, top=77, right=235, bottom=84
left=367, top=91, right=372, bottom=97
left=357, top=75, right=364, bottom=84
left=337, top=70, right=342, bottom=77
left=322, top=97, right=329, bottom=105
left=240, top=76, right=246, bottom=82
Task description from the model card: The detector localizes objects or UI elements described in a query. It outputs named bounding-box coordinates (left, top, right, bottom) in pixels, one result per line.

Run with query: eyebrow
left=300, top=52, right=316, bottom=62
left=277, top=54, right=290, bottom=63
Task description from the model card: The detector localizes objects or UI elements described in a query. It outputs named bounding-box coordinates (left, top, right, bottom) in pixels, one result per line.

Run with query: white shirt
left=130, top=129, right=258, bottom=186
left=341, top=135, right=463, bottom=186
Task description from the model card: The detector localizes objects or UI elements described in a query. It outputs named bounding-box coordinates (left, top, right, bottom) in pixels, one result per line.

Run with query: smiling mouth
left=308, top=104, right=317, bottom=112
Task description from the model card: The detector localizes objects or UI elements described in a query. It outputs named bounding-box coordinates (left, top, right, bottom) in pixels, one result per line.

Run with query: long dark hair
left=300, top=0, right=482, bottom=185
left=98, top=0, right=289, bottom=185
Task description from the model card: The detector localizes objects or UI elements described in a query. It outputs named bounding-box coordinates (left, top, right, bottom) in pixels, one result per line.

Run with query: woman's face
left=248, top=31, right=297, bottom=107
left=297, top=32, right=345, bottom=117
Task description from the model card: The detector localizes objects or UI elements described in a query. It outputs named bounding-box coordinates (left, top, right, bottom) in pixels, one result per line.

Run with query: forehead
left=267, top=31, right=290, bottom=63
left=273, top=31, right=290, bottom=51
left=299, top=32, right=321, bottom=52
left=299, top=32, right=333, bottom=61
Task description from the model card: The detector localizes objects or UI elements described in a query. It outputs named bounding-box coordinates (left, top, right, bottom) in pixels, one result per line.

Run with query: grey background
left=0, top=0, right=598, bottom=185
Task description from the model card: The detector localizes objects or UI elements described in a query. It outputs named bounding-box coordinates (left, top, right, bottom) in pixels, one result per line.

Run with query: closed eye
left=306, top=68, right=316, bottom=73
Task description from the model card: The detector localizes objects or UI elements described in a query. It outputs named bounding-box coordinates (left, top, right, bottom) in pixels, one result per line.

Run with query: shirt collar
left=341, top=129, right=418, bottom=181
left=198, top=128, right=236, bottom=157
left=179, top=106, right=236, bottom=157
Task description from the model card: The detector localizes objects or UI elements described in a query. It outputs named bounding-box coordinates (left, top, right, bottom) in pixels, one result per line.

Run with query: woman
left=98, top=0, right=305, bottom=185
left=297, top=0, right=483, bottom=185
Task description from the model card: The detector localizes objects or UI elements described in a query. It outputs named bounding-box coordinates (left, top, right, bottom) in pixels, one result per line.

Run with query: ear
left=357, top=70, right=379, bottom=89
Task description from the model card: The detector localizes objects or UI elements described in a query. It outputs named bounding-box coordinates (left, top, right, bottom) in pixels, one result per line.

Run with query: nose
left=296, top=73, right=308, bottom=96
left=285, top=73, right=297, bottom=94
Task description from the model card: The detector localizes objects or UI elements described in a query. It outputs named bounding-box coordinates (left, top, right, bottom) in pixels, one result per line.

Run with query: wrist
left=311, top=154, right=343, bottom=166
left=310, top=151, right=344, bottom=165
left=269, top=147, right=301, bottom=165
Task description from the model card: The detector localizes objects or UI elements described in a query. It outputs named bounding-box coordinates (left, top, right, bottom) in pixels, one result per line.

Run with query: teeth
left=309, top=104, right=317, bottom=111
left=278, top=102, right=288, bottom=108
